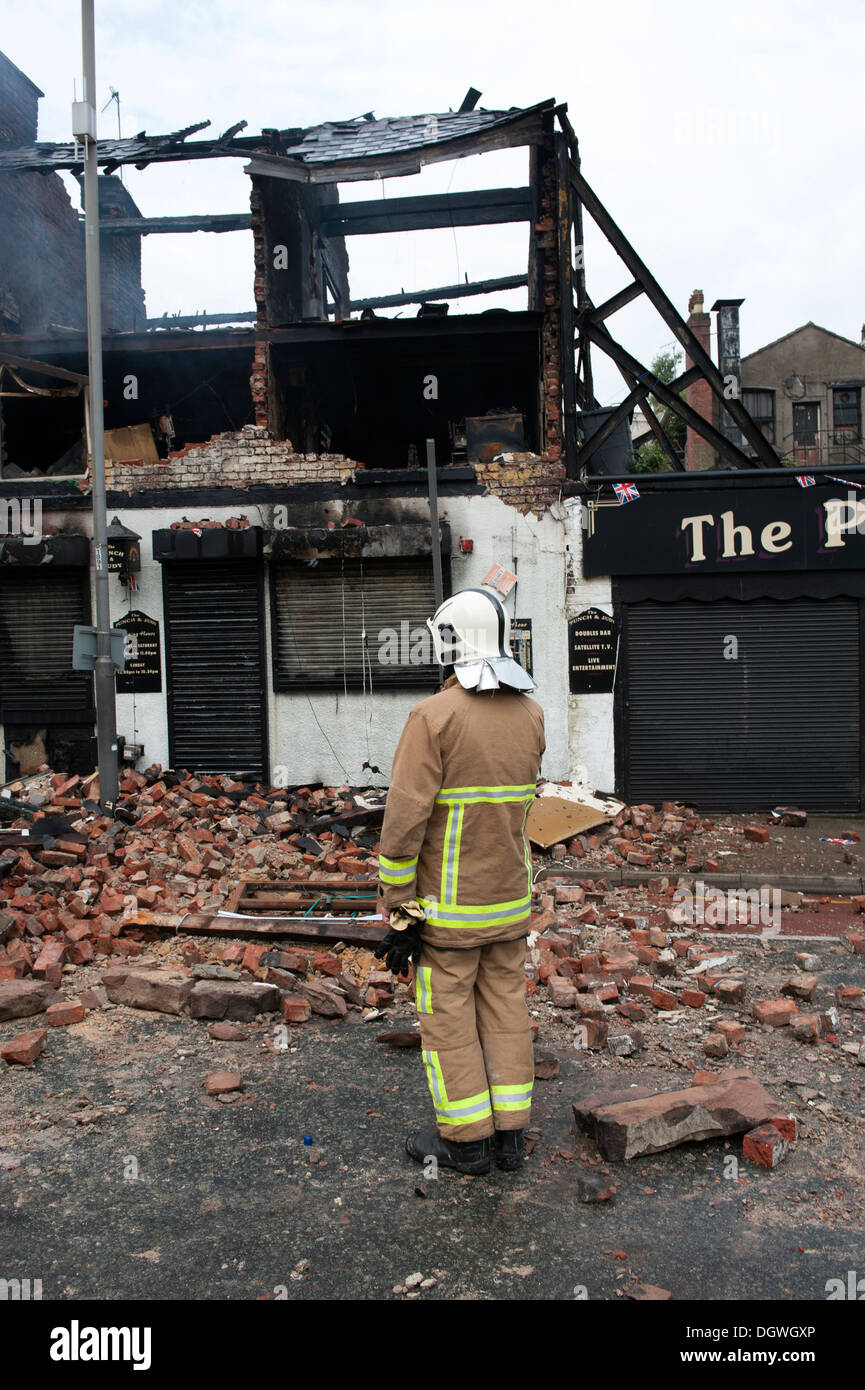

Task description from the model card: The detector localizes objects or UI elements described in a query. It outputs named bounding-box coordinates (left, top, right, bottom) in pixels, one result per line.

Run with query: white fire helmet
left=426, top=587, right=534, bottom=692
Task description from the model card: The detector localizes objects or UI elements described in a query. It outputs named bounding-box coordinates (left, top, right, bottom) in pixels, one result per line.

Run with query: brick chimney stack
left=684, top=289, right=716, bottom=471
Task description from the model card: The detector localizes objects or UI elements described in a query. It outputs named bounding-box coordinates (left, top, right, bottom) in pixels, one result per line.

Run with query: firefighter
left=375, top=586, right=545, bottom=1175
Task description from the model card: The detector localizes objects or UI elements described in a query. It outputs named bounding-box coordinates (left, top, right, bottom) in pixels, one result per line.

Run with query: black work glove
left=374, top=922, right=423, bottom=976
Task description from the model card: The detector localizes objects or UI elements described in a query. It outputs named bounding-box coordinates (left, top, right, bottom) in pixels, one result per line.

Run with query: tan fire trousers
left=414, top=936, right=534, bottom=1142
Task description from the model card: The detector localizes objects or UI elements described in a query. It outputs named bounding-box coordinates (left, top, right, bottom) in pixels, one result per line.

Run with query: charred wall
left=0, top=54, right=86, bottom=335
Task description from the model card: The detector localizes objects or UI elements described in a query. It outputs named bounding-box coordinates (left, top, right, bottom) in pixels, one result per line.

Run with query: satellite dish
left=784, top=373, right=806, bottom=399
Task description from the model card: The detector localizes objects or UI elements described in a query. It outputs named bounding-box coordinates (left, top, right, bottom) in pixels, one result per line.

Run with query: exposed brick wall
left=474, top=452, right=566, bottom=515
left=685, top=290, right=716, bottom=471
left=250, top=179, right=267, bottom=331
left=108, top=426, right=358, bottom=492
left=534, top=131, right=562, bottom=462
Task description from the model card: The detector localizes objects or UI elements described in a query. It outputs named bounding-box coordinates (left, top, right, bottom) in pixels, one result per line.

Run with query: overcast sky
left=3, top=0, right=863, bottom=403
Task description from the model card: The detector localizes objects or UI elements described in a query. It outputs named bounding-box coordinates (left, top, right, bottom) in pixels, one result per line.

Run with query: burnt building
left=2, top=52, right=861, bottom=812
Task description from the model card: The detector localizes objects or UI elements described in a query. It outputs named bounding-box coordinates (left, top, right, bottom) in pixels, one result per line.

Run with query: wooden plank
left=178, top=913, right=385, bottom=946
left=102, top=213, right=251, bottom=235
left=235, top=876, right=375, bottom=892
left=319, top=187, right=532, bottom=237
left=222, top=881, right=246, bottom=913
left=237, top=895, right=377, bottom=912
left=345, top=274, right=527, bottom=314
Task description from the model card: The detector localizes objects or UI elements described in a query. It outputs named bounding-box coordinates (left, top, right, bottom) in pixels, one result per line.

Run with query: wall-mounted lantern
left=106, top=516, right=141, bottom=588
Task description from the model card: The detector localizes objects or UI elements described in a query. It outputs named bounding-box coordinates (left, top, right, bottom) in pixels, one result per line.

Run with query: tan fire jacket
left=377, top=675, right=545, bottom=949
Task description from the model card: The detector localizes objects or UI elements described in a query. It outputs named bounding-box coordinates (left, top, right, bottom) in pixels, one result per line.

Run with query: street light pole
left=77, top=0, right=119, bottom=810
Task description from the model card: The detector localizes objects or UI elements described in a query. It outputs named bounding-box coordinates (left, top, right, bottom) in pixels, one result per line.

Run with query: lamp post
left=74, top=0, right=119, bottom=809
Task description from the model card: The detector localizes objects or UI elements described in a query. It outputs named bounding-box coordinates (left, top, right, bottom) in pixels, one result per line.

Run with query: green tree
left=631, top=348, right=686, bottom=473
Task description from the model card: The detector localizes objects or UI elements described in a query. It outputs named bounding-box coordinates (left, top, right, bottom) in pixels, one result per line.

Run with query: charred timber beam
left=343, top=273, right=528, bottom=311
left=634, top=397, right=686, bottom=471
left=584, top=280, right=643, bottom=322
left=555, top=135, right=578, bottom=476
left=319, top=186, right=532, bottom=237
left=575, top=384, right=646, bottom=469
left=144, top=310, right=257, bottom=329
left=580, top=318, right=762, bottom=471
left=577, top=293, right=686, bottom=470
left=569, top=166, right=778, bottom=469
left=102, top=213, right=251, bottom=235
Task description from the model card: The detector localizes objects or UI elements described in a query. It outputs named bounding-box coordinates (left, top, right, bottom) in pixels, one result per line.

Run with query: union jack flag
left=795, top=475, right=815, bottom=487
left=827, top=475, right=861, bottom=488
left=613, top=481, right=640, bottom=504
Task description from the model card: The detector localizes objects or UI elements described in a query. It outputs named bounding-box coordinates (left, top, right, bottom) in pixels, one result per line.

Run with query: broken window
left=271, top=557, right=440, bottom=691
left=741, top=388, right=775, bottom=444
left=832, top=386, right=861, bottom=443
left=268, top=327, right=539, bottom=467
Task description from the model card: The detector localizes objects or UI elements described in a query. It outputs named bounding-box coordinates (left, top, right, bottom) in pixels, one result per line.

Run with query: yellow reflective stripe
left=422, top=1049, right=447, bottom=1107
left=449, top=803, right=463, bottom=906
left=379, top=853, right=418, bottom=871
left=379, top=866, right=416, bottom=885
left=438, top=784, right=536, bottom=795
left=419, top=893, right=532, bottom=927
left=491, top=1083, right=533, bottom=1105
left=436, top=792, right=535, bottom=806
left=415, top=965, right=433, bottom=1015
left=422, top=1051, right=492, bottom=1124
left=436, top=1089, right=493, bottom=1125
left=421, top=909, right=531, bottom=930
left=521, top=799, right=532, bottom=893
left=441, top=804, right=454, bottom=904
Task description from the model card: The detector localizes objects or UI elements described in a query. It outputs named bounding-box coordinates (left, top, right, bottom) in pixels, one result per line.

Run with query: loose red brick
left=781, top=974, right=817, bottom=1001
left=742, top=1124, right=788, bottom=1167
left=716, top=1020, right=746, bottom=1046
left=32, top=940, right=66, bottom=986
left=547, top=976, right=578, bottom=1008
left=835, top=985, right=865, bottom=1010
left=45, top=1000, right=86, bottom=1026
left=628, top=975, right=655, bottom=999
left=791, top=1012, right=820, bottom=1042
left=281, top=993, right=312, bottom=1023
left=616, top=1000, right=645, bottom=1022
left=743, top=825, right=769, bottom=844
left=204, top=1070, right=242, bottom=1096
left=752, top=998, right=798, bottom=1027
left=681, top=989, right=706, bottom=1009
left=2, top=1027, right=47, bottom=1065
left=651, top=988, right=679, bottom=1011
left=554, top=885, right=585, bottom=905
left=713, top=977, right=746, bottom=1005
left=576, top=1018, right=609, bottom=1049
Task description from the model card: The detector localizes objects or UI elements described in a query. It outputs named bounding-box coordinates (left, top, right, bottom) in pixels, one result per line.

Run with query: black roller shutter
left=272, top=558, right=439, bottom=691
left=0, top=569, right=94, bottom=723
left=163, top=561, right=267, bottom=780
left=621, top=598, right=860, bottom=812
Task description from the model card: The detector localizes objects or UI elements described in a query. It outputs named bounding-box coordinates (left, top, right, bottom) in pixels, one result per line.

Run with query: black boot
left=405, top=1128, right=491, bottom=1175
left=494, top=1129, right=524, bottom=1171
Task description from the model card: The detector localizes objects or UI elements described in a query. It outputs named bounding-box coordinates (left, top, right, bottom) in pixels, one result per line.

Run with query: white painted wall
left=563, top=497, right=615, bottom=793
left=1, top=493, right=613, bottom=790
